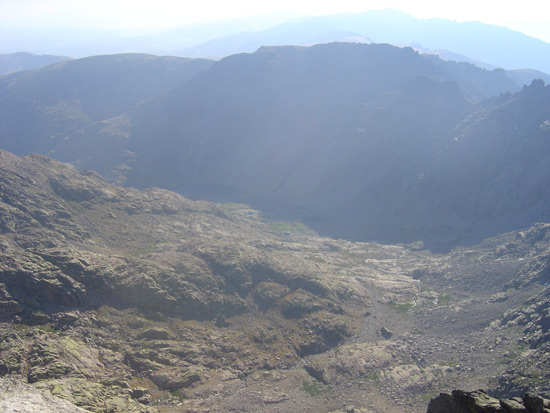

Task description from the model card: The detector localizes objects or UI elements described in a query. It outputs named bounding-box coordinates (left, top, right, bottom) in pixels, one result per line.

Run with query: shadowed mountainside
left=0, top=53, right=213, bottom=181
left=2, top=43, right=549, bottom=250
left=125, top=43, right=548, bottom=250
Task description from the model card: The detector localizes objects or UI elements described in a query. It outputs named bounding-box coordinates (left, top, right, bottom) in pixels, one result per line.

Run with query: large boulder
left=427, top=390, right=550, bottom=413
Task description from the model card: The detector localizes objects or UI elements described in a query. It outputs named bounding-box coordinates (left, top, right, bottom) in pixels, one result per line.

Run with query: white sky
left=1, top=0, right=550, bottom=42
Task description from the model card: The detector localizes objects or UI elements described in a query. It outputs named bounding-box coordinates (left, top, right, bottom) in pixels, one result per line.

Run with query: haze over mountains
left=175, top=9, right=550, bottom=74
left=2, top=9, right=550, bottom=74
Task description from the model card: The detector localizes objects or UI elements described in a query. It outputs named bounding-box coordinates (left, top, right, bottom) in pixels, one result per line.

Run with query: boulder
left=149, top=366, right=202, bottom=391
left=427, top=390, right=550, bottom=413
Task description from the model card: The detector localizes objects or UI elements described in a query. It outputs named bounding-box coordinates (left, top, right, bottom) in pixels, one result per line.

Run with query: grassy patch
left=387, top=300, right=413, bottom=313
left=13, top=323, right=31, bottom=332
left=363, top=371, right=379, bottom=382
left=37, top=324, right=57, bottom=333
left=307, top=255, right=326, bottom=264
left=125, top=239, right=167, bottom=256
left=219, top=202, right=246, bottom=212
left=268, top=221, right=308, bottom=234
left=302, top=380, right=323, bottom=397
left=170, top=389, right=186, bottom=401
left=437, top=360, right=458, bottom=367
left=437, top=294, right=451, bottom=305
left=501, top=342, right=528, bottom=362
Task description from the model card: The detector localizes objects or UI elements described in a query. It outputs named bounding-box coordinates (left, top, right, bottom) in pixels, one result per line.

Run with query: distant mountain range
left=0, top=52, right=72, bottom=76
left=175, top=10, right=550, bottom=74
left=1, top=42, right=549, bottom=250
left=2, top=9, right=549, bottom=74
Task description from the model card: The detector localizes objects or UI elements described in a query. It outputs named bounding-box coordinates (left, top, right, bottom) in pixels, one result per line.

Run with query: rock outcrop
left=427, top=390, right=550, bottom=413
left=0, top=377, right=88, bottom=413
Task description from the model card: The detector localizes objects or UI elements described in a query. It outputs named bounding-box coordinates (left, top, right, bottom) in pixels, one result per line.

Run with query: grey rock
left=427, top=390, right=550, bottom=413
left=380, top=326, right=393, bottom=339
left=149, top=366, right=202, bottom=391
left=0, top=377, right=88, bottom=413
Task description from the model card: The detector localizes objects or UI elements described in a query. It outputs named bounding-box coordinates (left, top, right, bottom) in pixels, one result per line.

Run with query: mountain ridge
left=2, top=42, right=548, bottom=250
left=2, top=9, right=549, bottom=74
left=0, top=52, right=72, bottom=76
left=174, top=10, right=550, bottom=74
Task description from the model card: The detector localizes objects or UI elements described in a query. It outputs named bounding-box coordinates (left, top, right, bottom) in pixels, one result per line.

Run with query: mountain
left=0, top=52, right=72, bottom=76
left=3, top=42, right=545, bottom=249
left=408, top=80, right=550, bottom=247
left=125, top=43, right=536, bottom=250
left=3, top=10, right=549, bottom=75
left=310, top=9, right=550, bottom=73
left=178, top=9, right=550, bottom=74
left=0, top=53, right=213, bottom=181
left=1, top=148, right=550, bottom=411
left=177, top=17, right=370, bottom=59
left=0, top=14, right=298, bottom=58
left=416, top=47, right=550, bottom=87
left=506, top=69, right=550, bottom=88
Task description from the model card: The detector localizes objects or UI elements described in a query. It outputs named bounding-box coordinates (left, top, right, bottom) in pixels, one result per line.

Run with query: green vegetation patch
left=268, top=221, right=309, bottom=234
left=170, top=389, right=186, bottom=401
left=437, top=294, right=451, bottom=305
left=302, top=380, right=323, bottom=397
left=387, top=300, right=413, bottom=313
left=218, top=202, right=251, bottom=212
left=363, top=371, right=379, bottom=382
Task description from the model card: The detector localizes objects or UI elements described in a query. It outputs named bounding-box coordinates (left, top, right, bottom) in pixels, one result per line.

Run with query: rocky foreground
left=428, top=389, right=550, bottom=413
left=1, top=149, right=550, bottom=412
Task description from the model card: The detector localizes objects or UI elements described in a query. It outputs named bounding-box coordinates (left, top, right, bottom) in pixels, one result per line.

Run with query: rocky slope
left=1, top=149, right=550, bottom=412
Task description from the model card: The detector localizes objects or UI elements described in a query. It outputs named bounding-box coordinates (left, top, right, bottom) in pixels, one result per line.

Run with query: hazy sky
left=1, top=0, right=550, bottom=42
